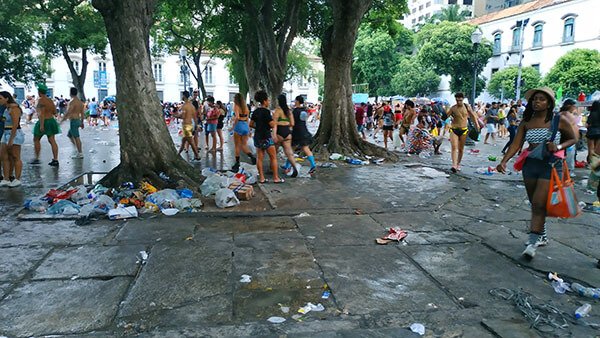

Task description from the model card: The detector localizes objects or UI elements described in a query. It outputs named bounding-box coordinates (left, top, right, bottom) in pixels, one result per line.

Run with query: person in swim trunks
left=448, top=92, right=479, bottom=172
left=398, top=100, right=416, bottom=147
left=32, top=84, right=61, bottom=166
left=62, top=87, right=85, bottom=159
left=176, top=91, right=201, bottom=161
left=273, top=93, right=298, bottom=177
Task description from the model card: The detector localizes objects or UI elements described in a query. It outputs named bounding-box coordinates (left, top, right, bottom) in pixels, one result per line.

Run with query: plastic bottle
left=571, top=283, right=600, bottom=299
left=575, top=303, right=591, bottom=319
left=346, top=158, right=363, bottom=165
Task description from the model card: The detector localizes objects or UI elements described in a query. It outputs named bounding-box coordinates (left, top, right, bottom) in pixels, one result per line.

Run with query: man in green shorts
left=62, top=87, right=85, bottom=159
left=32, top=84, right=61, bottom=166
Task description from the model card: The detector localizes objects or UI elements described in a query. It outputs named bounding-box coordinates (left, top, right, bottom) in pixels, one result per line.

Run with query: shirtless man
left=176, top=91, right=201, bottom=161
left=32, top=84, right=61, bottom=166
left=398, top=99, right=416, bottom=146
left=447, top=92, right=479, bottom=173
left=62, top=87, right=85, bottom=158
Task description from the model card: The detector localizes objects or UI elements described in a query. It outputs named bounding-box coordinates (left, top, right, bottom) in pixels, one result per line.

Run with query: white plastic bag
left=215, top=188, right=240, bottom=208
left=247, top=138, right=257, bottom=156
left=392, top=129, right=402, bottom=149
left=201, top=175, right=228, bottom=196
left=238, top=163, right=258, bottom=185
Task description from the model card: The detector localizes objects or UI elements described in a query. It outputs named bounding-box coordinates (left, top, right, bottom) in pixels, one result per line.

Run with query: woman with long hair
left=559, top=99, right=579, bottom=174
left=231, top=93, right=256, bottom=172
left=497, top=88, right=578, bottom=259
left=250, top=90, right=283, bottom=183
left=501, top=105, right=519, bottom=154
left=273, top=94, right=298, bottom=177
left=0, top=91, right=24, bottom=187
left=216, top=100, right=226, bottom=151
left=586, top=100, right=600, bottom=164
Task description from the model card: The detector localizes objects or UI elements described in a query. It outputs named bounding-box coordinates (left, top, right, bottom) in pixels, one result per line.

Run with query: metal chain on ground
left=490, top=288, right=600, bottom=335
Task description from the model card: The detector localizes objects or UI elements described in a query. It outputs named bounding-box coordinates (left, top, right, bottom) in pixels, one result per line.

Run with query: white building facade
left=470, top=0, right=600, bottom=102
left=402, top=0, right=476, bottom=29
left=1, top=50, right=321, bottom=104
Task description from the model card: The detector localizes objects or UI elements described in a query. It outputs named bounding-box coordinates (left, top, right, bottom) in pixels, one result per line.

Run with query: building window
left=463, top=0, right=473, bottom=4
left=532, top=24, right=543, bottom=47
left=491, top=68, right=499, bottom=75
left=426, top=2, right=431, bottom=8
left=153, top=64, right=163, bottom=82
left=448, top=0, right=457, bottom=4
left=204, top=65, right=213, bottom=84
left=531, top=64, right=540, bottom=73
left=14, top=88, right=25, bottom=102
left=418, top=5, right=423, bottom=10
left=157, top=90, right=164, bottom=102
left=98, top=62, right=106, bottom=71
left=511, top=27, right=522, bottom=50
left=412, top=18, right=416, bottom=24
left=493, top=33, right=501, bottom=55
left=435, top=0, right=443, bottom=3
left=412, top=8, right=416, bottom=13
left=563, top=17, right=575, bottom=43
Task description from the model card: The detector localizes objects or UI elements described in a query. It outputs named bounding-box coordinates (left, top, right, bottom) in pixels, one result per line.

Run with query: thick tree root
left=312, top=138, right=399, bottom=162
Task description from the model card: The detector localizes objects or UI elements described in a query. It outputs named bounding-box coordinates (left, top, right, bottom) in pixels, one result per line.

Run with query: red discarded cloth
left=376, top=227, right=408, bottom=245
left=45, top=189, right=78, bottom=203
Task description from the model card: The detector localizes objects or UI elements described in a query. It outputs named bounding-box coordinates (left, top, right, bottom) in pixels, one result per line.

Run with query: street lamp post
left=179, top=46, right=188, bottom=95
left=470, top=27, right=483, bottom=109
left=515, top=18, right=529, bottom=100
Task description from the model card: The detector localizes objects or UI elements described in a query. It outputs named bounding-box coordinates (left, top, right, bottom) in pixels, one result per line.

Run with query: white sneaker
left=0, top=180, right=10, bottom=187
left=522, top=244, right=537, bottom=259
left=8, top=179, right=21, bottom=188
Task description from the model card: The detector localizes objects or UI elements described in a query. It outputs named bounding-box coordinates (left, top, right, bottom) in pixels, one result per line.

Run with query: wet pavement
left=0, top=120, right=599, bottom=337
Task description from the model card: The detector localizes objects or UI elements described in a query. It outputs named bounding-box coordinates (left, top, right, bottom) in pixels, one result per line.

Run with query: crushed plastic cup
left=137, top=251, right=148, bottom=264
left=410, top=323, right=425, bottom=336
left=267, top=316, right=286, bottom=324
left=294, top=212, right=311, bottom=218
left=240, top=274, right=252, bottom=283
left=161, top=208, right=179, bottom=216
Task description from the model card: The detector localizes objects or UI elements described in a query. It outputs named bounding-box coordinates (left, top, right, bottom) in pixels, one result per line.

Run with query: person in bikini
left=231, top=93, right=256, bottom=172
left=273, top=94, right=299, bottom=177
left=176, top=91, right=201, bottom=161
left=448, top=92, right=479, bottom=173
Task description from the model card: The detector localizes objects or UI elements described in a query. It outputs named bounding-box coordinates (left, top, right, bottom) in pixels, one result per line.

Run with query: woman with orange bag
left=496, top=87, right=578, bottom=259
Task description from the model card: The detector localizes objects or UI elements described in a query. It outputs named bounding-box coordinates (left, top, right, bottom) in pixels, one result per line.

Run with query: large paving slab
left=0, top=278, right=130, bottom=337
left=313, top=245, right=457, bottom=315
left=119, top=243, right=232, bottom=318
left=196, top=216, right=297, bottom=233
left=0, top=247, right=49, bottom=282
left=33, top=245, right=145, bottom=280
left=114, top=218, right=195, bottom=244
left=294, top=214, right=385, bottom=247
left=370, top=211, right=472, bottom=232
left=0, top=221, right=115, bottom=248
left=461, top=220, right=600, bottom=287
left=233, top=229, right=324, bottom=322
left=0, top=283, right=10, bottom=299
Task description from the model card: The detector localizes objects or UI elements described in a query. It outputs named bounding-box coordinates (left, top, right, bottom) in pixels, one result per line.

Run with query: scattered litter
left=306, top=236, right=316, bottom=240
left=298, top=302, right=325, bottom=314
left=329, top=153, right=346, bottom=161
left=476, top=167, right=496, bottom=176
left=294, top=212, right=311, bottom=218
left=70, top=275, right=79, bottom=280
left=322, top=291, right=331, bottom=299
left=280, top=305, right=290, bottom=314
left=240, top=274, right=252, bottom=283
left=325, top=224, right=333, bottom=228
left=516, top=185, right=525, bottom=188
left=291, top=314, right=303, bottom=321
left=185, top=236, right=193, bottom=241
left=409, top=323, right=425, bottom=336
left=570, top=282, right=600, bottom=299
left=267, top=316, right=286, bottom=324
left=469, top=149, right=480, bottom=154
left=547, top=272, right=571, bottom=294
left=215, top=188, right=240, bottom=208
left=354, top=209, right=363, bottom=215
left=137, top=251, right=148, bottom=264
left=376, top=227, right=408, bottom=245
left=161, top=208, right=179, bottom=216
left=108, top=206, right=138, bottom=220
left=150, top=302, right=156, bottom=307
left=346, top=158, right=367, bottom=165
left=575, top=303, right=592, bottom=319
left=427, top=303, right=438, bottom=309
left=488, top=155, right=497, bottom=161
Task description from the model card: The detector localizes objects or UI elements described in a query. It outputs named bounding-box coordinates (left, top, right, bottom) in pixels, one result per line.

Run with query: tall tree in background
left=153, top=0, right=220, bottom=98
left=92, top=0, right=200, bottom=187
left=487, top=66, right=541, bottom=100
left=544, top=49, right=600, bottom=98
left=313, top=0, right=405, bottom=158
left=36, top=0, right=107, bottom=100
left=391, top=57, right=440, bottom=97
left=0, top=1, right=45, bottom=84
left=430, top=4, right=472, bottom=23
left=416, top=21, right=491, bottom=97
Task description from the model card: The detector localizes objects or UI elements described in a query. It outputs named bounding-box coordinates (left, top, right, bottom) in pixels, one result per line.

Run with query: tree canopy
left=391, top=57, right=440, bottom=97
left=430, top=5, right=471, bottom=23
left=416, top=21, right=492, bottom=96
left=544, top=49, right=600, bottom=98
left=487, top=66, right=541, bottom=100
left=0, top=1, right=45, bottom=84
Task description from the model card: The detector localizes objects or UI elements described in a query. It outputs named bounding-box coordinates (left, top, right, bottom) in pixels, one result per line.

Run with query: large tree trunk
left=248, top=0, right=301, bottom=106
left=191, top=52, right=207, bottom=98
left=62, top=46, right=88, bottom=101
left=243, top=42, right=262, bottom=100
left=314, top=0, right=397, bottom=161
left=92, top=0, right=201, bottom=189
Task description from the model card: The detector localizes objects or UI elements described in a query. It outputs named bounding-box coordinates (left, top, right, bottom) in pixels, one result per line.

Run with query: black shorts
left=587, top=127, right=600, bottom=140
left=277, top=126, right=291, bottom=139
left=523, top=158, right=562, bottom=180
left=217, top=122, right=224, bottom=129
left=383, top=125, right=394, bottom=131
left=90, top=114, right=98, bottom=118
left=292, top=136, right=312, bottom=147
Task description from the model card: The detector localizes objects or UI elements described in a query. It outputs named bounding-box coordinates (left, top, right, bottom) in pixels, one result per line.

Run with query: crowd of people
left=353, top=88, right=599, bottom=260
